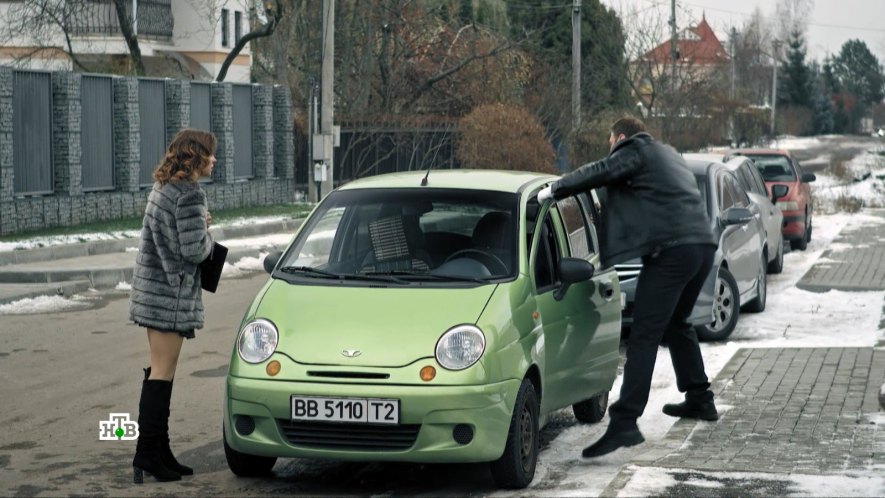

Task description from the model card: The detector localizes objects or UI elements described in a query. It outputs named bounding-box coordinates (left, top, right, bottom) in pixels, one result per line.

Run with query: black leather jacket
left=551, top=132, right=715, bottom=267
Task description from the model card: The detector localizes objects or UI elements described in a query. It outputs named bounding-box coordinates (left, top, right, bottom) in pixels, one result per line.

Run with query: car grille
left=278, top=420, right=421, bottom=451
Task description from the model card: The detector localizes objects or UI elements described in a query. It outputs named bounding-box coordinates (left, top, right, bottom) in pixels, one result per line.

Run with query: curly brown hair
left=153, top=128, right=217, bottom=184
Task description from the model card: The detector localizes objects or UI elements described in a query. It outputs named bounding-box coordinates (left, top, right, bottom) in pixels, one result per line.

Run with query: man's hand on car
left=537, top=186, right=554, bottom=203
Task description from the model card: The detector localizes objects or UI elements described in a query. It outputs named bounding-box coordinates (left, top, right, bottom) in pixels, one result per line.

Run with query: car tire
left=224, top=426, right=277, bottom=477
left=573, top=391, right=608, bottom=423
left=743, top=256, right=767, bottom=313
left=695, top=267, right=740, bottom=342
left=791, top=211, right=810, bottom=251
left=767, top=241, right=784, bottom=274
left=490, top=379, right=539, bottom=489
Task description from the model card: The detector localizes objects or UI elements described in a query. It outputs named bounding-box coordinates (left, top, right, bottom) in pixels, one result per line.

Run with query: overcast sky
left=601, top=0, right=885, bottom=63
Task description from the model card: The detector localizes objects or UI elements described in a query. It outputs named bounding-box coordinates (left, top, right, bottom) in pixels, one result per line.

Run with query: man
left=538, top=117, right=719, bottom=458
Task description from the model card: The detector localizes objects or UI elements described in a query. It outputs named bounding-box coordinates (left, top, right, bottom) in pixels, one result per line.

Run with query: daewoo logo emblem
left=341, top=349, right=362, bottom=358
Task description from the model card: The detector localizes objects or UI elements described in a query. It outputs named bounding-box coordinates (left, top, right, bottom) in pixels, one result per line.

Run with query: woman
left=129, top=129, right=216, bottom=483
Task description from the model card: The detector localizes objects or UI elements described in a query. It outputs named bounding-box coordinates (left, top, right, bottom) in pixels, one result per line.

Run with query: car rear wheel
left=767, top=241, right=784, bottom=274
left=743, top=256, right=767, bottom=313
left=223, top=426, right=277, bottom=477
left=695, top=267, right=740, bottom=341
left=573, top=391, right=608, bottom=423
left=791, top=211, right=810, bottom=251
left=490, top=379, right=539, bottom=489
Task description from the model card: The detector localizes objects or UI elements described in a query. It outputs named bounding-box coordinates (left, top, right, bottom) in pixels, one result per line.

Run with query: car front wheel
left=695, top=267, right=740, bottom=341
left=224, top=426, right=277, bottom=477
left=490, top=379, right=539, bottom=489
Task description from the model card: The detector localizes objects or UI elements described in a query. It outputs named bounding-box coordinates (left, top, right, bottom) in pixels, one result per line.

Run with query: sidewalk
left=0, top=218, right=302, bottom=305
left=604, top=209, right=885, bottom=497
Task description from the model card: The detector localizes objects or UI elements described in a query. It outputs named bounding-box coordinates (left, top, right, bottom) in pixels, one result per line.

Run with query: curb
left=0, top=218, right=303, bottom=267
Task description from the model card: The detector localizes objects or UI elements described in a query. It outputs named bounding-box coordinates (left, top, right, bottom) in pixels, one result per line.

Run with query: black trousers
left=608, top=243, right=716, bottom=426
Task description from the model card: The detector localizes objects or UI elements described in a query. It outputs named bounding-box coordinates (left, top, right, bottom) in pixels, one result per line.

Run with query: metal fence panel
left=190, top=82, right=211, bottom=131
left=13, top=70, right=53, bottom=195
left=232, top=84, right=253, bottom=179
left=81, top=75, right=115, bottom=191
left=138, top=79, right=166, bottom=186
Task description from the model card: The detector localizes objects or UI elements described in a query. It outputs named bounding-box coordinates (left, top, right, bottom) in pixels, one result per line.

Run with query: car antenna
left=420, top=163, right=431, bottom=186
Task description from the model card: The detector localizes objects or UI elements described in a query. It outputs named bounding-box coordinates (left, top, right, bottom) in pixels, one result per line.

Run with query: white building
left=0, top=0, right=252, bottom=82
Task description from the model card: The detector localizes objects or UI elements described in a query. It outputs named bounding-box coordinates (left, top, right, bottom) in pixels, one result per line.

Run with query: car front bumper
left=224, top=375, right=522, bottom=463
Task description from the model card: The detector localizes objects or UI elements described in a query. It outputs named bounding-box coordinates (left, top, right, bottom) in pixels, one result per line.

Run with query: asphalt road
left=0, top=271, right=593, bottom=496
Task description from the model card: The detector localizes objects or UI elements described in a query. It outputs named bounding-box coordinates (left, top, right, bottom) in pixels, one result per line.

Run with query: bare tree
left=111, top=0, right=145, bottom=75
left=216, top=0, right=283, bottom=82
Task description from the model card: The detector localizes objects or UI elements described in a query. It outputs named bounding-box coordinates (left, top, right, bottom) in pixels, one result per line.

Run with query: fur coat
left=129, top=181, right=213, bottom=332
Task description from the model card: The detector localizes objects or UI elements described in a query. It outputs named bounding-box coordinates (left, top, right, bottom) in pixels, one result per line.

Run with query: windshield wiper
left=365, top=270, right=489, bottom=284
left=278, top=266, right=343, bottom=279
left=279, top=266, right=407, bottom=284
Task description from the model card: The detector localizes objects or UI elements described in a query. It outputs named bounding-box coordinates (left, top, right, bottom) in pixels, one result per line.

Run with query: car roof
left=336, top=169, right=556, bottom=193
left=682, top=156, right=724, bottom=176
left=728, top=148, right=792, bottom=157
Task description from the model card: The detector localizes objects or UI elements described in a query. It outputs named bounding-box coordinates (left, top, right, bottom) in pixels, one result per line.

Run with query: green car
left=223, top=170, right=621, bottom=488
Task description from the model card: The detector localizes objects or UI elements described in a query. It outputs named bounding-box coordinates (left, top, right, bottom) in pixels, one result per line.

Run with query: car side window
left=533, top=215, right=560, bottom=292
left=718, top=174, right=736, bottom=210
left=725, top=175, right=750, bottom=208
left=746, top=163, right=768, bottom=196
left=555, top=197, right=593, bottom=261
left=577, top=192, right=601, bottom=256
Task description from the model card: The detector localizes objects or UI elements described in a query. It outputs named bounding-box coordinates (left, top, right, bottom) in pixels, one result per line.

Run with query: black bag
left=199, top=242, right=228, bottom=293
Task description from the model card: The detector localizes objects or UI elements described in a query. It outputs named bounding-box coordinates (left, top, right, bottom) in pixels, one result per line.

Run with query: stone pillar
left=0, top=67, right=14, bottom=235
left=252, top=84, right=274, bottom=178
left=273, top=85, right=294, bottom=179
left=210, top=83, right=234, bottom=184
left=165, top=79, right=190, bottom=143
left=113, top=77, right=140, bottom=192
left=52, top=72, right=82, bottom=196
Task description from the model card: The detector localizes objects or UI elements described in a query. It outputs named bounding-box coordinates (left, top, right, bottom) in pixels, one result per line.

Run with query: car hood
left=255, top=280, right=498, bottom=367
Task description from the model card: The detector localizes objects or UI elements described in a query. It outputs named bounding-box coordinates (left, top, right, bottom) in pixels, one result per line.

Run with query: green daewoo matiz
left=223, top=170, right=621, bottom=488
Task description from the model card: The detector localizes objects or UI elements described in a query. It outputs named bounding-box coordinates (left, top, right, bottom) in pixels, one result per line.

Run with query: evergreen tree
left=779, top=29, right=813, bottom=107
left=831, top=39, right=885, bottom=132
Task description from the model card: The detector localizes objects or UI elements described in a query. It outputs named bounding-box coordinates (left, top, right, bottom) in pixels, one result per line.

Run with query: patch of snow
left=769, top=135, right=823, bottom=150
left=0, top=295, right=93, bottom=315
left=813, top=144, right=885, bottom=213
left=0, top=229, right=141, bottom=253
left=115, top=281, right=132, bottom=291
left=221, top=234, right=292, bottom=248
left=221, top=253, right=268, bottom=279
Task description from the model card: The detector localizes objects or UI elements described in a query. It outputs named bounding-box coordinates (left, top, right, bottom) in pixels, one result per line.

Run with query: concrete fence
left=0, top=66, right=296, bottom=235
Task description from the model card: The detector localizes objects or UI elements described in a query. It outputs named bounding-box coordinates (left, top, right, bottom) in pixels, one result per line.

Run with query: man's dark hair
left=611, top=117, right=646, bottom=138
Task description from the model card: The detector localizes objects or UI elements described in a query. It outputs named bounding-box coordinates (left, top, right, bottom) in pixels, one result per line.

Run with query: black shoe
left=143, top=367, right=194, bottom=476
left=581, top=425, right=645, bottom=458
left=662, top=399, right=719, bottom=421
left=133, top=377, right=181, bottom=483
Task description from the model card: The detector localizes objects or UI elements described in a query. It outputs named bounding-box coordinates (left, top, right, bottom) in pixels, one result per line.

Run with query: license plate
left=291, top=396, right=399, bottom=424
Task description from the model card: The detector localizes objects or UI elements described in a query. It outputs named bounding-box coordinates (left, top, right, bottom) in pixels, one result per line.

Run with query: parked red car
left=725, top=149, right=816, bottom=250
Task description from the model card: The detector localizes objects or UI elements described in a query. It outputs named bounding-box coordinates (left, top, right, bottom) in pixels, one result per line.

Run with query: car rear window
left=745, top=155, right=796, bottom=182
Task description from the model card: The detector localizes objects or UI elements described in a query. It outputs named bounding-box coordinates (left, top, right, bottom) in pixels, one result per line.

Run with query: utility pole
left=668, top=0, right=678, bottom=136
left=729, top=27, right=737, bottom=144
left=311, top=0, right=335, bottom=201
left=771, top=39, right=781, bottom=138
left=572, top=0, right=582, bottom=131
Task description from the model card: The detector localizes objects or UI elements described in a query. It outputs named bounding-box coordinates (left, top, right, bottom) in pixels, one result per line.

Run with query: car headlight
left=435, top=325, right=485, bottom=370
left=237, top=318, right=279, bottom=363
left=776, top=201, right=799, bottom=211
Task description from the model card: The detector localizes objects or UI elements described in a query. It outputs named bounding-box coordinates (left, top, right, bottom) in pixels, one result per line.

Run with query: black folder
left=199, top=242, right=228, bottom=293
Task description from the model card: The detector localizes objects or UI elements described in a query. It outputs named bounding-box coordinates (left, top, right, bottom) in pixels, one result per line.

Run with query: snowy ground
left=812, top=142, right=885, bottom=212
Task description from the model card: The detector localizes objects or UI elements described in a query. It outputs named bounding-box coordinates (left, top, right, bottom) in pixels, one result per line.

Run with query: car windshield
left=745, top=155, right=797, bottom=182
left=277, top=188, right=519, bottom=285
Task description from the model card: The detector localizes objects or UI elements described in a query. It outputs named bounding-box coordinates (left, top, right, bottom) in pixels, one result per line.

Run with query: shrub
left=456, top=103, right=555, bottom=173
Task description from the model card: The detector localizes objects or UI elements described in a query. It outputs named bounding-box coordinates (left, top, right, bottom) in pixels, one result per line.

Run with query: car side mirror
left=721, top=207, right=753, bottom=226
left=554, top=258, right=595, bottom=301
left=801, top=172, right=816, bottom=183
left=771, top=184, right=788, bottom=202
left=264, top=251, right=283, bottom=274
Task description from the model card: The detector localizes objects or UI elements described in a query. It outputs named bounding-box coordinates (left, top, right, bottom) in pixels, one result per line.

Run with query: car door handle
left=601, top=281, right=615, bottom=301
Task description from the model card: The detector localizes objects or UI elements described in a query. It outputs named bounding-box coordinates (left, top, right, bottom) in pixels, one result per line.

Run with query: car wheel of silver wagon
left=490, top=379, right=539, bottom=489
left=573, top=391, right=608, bottom=423
left=224, top=426, right=277, bottom=477
left=743, top=256, right=767, bottom=313
left=767, top=241, right=784, bottom=274
left=695, top=267, right=740, bottom=342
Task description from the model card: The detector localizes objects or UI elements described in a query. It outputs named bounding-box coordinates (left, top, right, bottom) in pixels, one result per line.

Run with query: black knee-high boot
left=143, top=367, right=193, bottom=476
left=132, top=377, right=181, bottom=483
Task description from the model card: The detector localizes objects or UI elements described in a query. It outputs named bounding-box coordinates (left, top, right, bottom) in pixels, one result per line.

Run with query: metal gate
left=138, top=78, right=166, bottom=186
left=232, top=84, right=253, bottom=179
left=190, top=82, right=211, bottom=132
left=81, top=75, right=115, bottom=191
left=13, top=70, right=53, bottom=195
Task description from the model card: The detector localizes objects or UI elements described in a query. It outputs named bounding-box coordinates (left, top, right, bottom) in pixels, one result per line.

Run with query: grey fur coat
left=129, top=181, right=214, bottom=332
